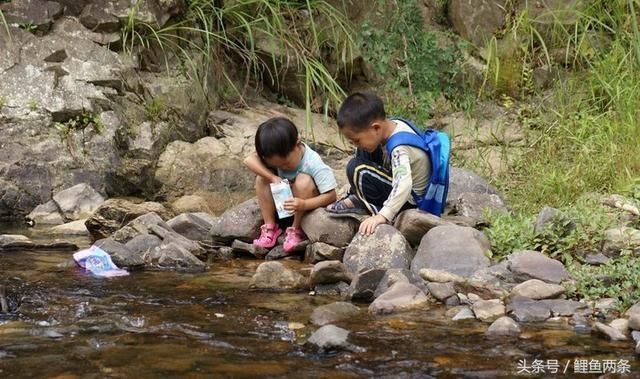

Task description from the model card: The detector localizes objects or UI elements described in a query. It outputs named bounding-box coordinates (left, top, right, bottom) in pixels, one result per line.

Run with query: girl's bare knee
left=293, top=174, right=317, bottom=197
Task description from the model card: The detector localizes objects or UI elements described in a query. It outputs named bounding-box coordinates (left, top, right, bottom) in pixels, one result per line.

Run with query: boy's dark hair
left=255, top=117, right=299, bottom=159
left=337, top=91, right=386, bottom=131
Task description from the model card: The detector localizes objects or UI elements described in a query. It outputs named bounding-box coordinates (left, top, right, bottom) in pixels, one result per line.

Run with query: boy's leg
left=291, top=173, right=319, bottom=228
left=255, top=175, right=277, bottom=225
left=346, top=152, right=393, bottom=215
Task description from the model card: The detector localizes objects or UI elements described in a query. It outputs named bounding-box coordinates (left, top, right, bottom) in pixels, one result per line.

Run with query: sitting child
left=327, top=92, right=433, bottom=235
left=244, top=117, right=337, bottom=252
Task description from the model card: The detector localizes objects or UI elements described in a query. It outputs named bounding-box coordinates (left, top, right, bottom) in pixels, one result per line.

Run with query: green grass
left=120, top=0, right=355, bottom=135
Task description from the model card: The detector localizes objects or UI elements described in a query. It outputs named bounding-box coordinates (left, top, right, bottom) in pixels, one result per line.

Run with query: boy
left=327, top=92, right=431, bottom=235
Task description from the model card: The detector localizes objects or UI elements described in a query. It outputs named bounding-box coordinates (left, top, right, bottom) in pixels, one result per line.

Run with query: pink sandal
left=283, top=227, right=307, bottom=253
left=253, top=224, right=282, bottom=249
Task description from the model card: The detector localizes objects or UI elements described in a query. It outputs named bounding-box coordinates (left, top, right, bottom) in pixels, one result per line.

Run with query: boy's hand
left=359, top=214, right=387, bottom=235
left=284, top=197, right=306, bottom=212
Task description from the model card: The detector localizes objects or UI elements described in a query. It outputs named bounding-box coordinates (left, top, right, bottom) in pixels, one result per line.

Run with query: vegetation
left=0, top=95, right=5, bottom=110
left=144, top=97, right=165, bottom=121
left=54, top=112, right=105, bottom=142
left=27, top=99, right=39, bottom=111
left=358, top=0, right=468, bottom=125
left=119, top=0, right=355, bottom=133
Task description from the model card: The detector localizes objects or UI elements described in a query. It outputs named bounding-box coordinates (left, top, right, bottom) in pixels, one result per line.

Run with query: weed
left=144, top=97, right=164, bottom=121
left=27, top=99, right=39, bottom=111
left=0, top=95, right=5, bottom=110
left=54, top=112, right=104, bottom=141
left=18, top=22, right=37, bottom=33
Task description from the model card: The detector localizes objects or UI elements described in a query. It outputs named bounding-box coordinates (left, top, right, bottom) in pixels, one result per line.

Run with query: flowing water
left=0, top=226, right=638, bottom=378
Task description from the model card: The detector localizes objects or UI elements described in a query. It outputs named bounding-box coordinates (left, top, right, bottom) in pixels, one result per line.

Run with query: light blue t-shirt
left=277, top=143, right=337, bottom=194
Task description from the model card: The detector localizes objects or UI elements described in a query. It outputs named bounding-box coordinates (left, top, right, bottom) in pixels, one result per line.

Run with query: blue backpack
left=384, top=117, right=450, bottom=217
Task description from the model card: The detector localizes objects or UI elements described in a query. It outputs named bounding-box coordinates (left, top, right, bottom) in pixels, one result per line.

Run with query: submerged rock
left=300, top=209, right=358, bottom=248
left=310, top=302, right=360, bottom=326
left=343, top=225, right=413, bottom=276
left=452, top=307, right=476, bottom=321
left=346, top=268, right=386, bottom=303
left=94, top=238, right=144, bottom=269
left=368, top=282, right=428, bottom=315
left=411, top=225, right=490, bottom=278
left=249, top=262, right=308, bottom=291
left=593, top=322, right=627, bottom=341
left=309, top=261, right=351, bottom=286
left=307, top=325, right=353, bottom=351
left=144, top=242, right=206, bottom=273
left=507, top=297, right=551, bottom=323
left=486, top=316, right=520, bottom=338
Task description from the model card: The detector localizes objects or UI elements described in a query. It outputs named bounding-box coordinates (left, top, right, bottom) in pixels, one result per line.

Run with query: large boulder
left=144, top=242, right=206, bottom=273
left=447, top=167, right=504, bottom=207
left=167, top=213, right=215, bottom=242
left=343, top=225, right=412, bottom=275
left=453, top=192, right=508, bottom=225
left=52, top=183, right=105, bottom=221
left=300, top=209, right=358, bottom=248
left=94, top=238, right=145, bottom=269
left=170, top=195, right=213, bottom=215
left=506, top=250, right=569, bottom=284
left=26, top=200, right=64, bottom=225
left=85, top=199, right=171, bottom=240
left=411, top=225, right=491, bottom=278
left=368, top=282, right=429, bottom=315
left=602, top=227, right=640, bottom=257
left=0, top=0, right=63, bottom=32
left=46, top=219, right=89, bottom=236
left=448, top=0, right=507, bottom=47
left=393, top=209, right=451, bottom=246
left=209, top=198, right=263, bottom=243
left=249, top=262, right=308, bottom=291
left=79, top=0, right=185, bottom=32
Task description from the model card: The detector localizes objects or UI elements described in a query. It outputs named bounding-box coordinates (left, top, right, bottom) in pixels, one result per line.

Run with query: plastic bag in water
left=270, top=179, right=294, bottom=219
left=73, top=246, right=129, bottom=278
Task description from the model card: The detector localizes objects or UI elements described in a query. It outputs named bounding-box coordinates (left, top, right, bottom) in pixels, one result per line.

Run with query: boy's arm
left=243, top=152, right=280, bottom=183
left=378, top=147, right=414, bottom=221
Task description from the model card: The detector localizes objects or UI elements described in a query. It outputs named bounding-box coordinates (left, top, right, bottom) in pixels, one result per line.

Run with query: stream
left=0, top=225, right=638, bottom=378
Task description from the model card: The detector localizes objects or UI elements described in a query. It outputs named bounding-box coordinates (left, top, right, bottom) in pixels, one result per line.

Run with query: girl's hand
left=359, top=214, right=387, bottom=235
left=284, top=197, right=306, bottom=212
left=270, top=176, right=282, bottom=184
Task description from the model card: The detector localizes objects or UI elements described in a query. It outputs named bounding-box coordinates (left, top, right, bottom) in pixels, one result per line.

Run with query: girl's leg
left=255, top=175, right=277, bottom=225
left=291, top=173, right=319, bottom=229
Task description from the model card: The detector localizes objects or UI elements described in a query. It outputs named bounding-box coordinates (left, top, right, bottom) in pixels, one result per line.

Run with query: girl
left=244, top=117, right=337, bottom=253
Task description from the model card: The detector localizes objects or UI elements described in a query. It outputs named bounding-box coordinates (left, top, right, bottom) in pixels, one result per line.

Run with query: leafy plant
left=18, top=22, right=37, bottom=33
left=27, top=99, right=39, bottom=111
left=0, top=95, right=5, bottom=110
left=484, top=210, right=536, bottom=261
left=144, top=97, right=165, bottom=121
left=54, top=112, right=105, bottom=141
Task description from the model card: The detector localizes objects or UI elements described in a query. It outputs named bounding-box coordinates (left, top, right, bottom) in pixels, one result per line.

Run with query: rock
left=373, top=269, right=427, bottom=299
left=85, top=199, right=172, bottom=240
left=52, top=183, right=104, bottom=221
left=170, top=195, right=213, bottom=215
left=453, top=192, right=508, bottom=225
left=411, top=225, right=490, bottom=278
left=539, top=299, right=591, bottom=317
left=629, top=315, right=640, bottom=331
left=346, top=268, right=386, bottom=303
left=231, top=240, right=267, bottom=259
left=506, top=250, right=569, bottom=284
left=314, top=282, right=350, bottom=297
left=533, top=207, right=575, bottom=237
left=419, top=268, right=464, bottom=284
left=486, top=316, right=521, bottom=338
left=593, top=322, right=627, bottom=341
left=510, top=279, right=565, bottom=300
left=469, top=261, right=516, bottom=287
left=167, top=213, right=214, bottom=241
left=94, top=238, right=144, bottom=269
left=625, top=303, right=640, bottom=318
left=265, top=242, right=308, bottom=260
left=582, top=252, right=609, bottom=266
left=507, top=297, right=551, bottom=322
left=305, top=242, right=344, bottom=263
left=601, top=194, right=640, bottom=216
left=0, top=0, right=63, bottom=32
left=445, top=295, right=460, bottom=306
left=636, top=341, right=640, bottom=355
left=0, top=235, right=36, bottom=251
left=307, top=325, right=351, bottom=351
left=427, top=282, right=456, bottom=302
left=249, top=262, right=308, bottom=291
left=111, top=212, right=173, bottom=244
left=448, top=0, right=506, bottom=46
left=144, top=242, right=205, bottom=273
left=343, top=225, right=413, bottom=275
left=47, top=219, right=89, bottom=236
left=452, top=307, right=476, bottom=321
left=453, top=280, right=505, bottom=300
left=209, top=198, right=262, bottom=243
left=594, top=298, right=617, bottom=312
left=472, top=299, right=505, bottom=322
left=310, top=302, right=360, bottom=326
left=124, top=234, right=163, bottom=256
left=393, top=209, right=451, bottom=246
left=633, top=331, right=640, bottom=343
left=300, top=209, right=358, bottom=248
left=309, top=261, right=351, bottom=286
left=26, top=200, right=64, bottom=225
left=447, top=168, right=504, bottom=205
left=52, top=16, right=120, bottom=45
left=210, top=246, right=234, bottom=260
left=368, top=282, right=429, bottom=314
left=609, top=319, right=630, bottom=335
left=602, top=227, right=640, bottom=257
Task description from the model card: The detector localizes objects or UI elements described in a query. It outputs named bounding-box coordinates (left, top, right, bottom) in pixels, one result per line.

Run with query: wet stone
left=452, top=307, right=475, bottom=321
left=310, top=302, right=360, bottom=326
left=307, top=325, right=351, bottom=351
left=266, top=242, right=308, bottom=261
left=314, top=282, right=350, bottom=297
left=486, top=316, right=520, bottom=338
left=472, top=299, right=505, bottom=322
left=374, top=268, right=427, bottom=299
left=507, top=297, right=551, bottom=323
left=232, top=239, right=267, bottom=259
left=444, top=295, right=460, bottom=306
left=609, top=318, right=629, bottom=335
left=629, top=314, right=640, bottom=331
left=539, top=299, right=591, bottom=317
left=94, top=238, right=144, bottom=269
left=368, top=282, right=429, bottom=315
left=249, top=262, right=308, bottom=291
left=593, top=322, right=627, bottom=341
left=632, top=331, right=640, bottom=343
left=346, top=268, right=386, bottom=303
left=426, top=282, right=456, bottom=302
left=309, top=261, right=351, bottom=287
left=305, top=242, right=344, bottom=263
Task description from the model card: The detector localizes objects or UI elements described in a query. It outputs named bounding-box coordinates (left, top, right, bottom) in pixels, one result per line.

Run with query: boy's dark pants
left=346, top=147, right=414, bottom=216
